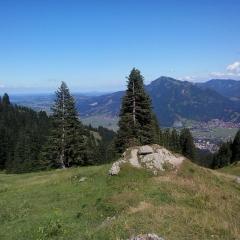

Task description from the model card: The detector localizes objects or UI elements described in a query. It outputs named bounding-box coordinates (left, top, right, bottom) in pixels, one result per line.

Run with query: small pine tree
left=231, top=130, right=240, bottom=163
left=162, top=129, right=171, bottom=149
left=2, top=93, right=10, bottom=106
left=151, top=113, right=162, bottom=145
left=170, top=129, right=180, bottom=152
left=115, top=68, right=156, bottom=152
left=212, top=142, right=232, bottom=169
left=179, top=128, right=195, bottom=160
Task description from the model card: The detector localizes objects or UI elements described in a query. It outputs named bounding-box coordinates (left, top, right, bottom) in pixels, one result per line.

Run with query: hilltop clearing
left=0, top=160, right=240, bottom=239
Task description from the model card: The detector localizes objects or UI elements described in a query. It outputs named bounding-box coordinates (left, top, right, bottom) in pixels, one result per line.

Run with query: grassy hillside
left=0, top=161, right=240, bottom=240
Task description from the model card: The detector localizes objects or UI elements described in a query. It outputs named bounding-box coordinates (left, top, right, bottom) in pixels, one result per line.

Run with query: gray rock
left=128, top=233, right=165, bottom=240
left=128, top=149, right=141, bottom=168
left=141, top=153, right=166, bottom=171
left=79, top=177, right=87, bottom=182
left=138, top=145, right=154, bottom=155
left=109, top=159, right=126, bottom=175
left=235, top=177, right=240, bottom=184
left=109, top=162, right=121, bottom=175
left=109, top=144, right=185, bottom=176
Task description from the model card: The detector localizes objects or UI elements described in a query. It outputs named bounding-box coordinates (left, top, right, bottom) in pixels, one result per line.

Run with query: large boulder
left=109, top=144, right=185, bottom=175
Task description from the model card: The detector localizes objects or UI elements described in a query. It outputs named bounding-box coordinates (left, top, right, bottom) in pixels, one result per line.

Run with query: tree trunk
left=59, top=152, right=66, bottom=168
left=60, top=89, right=66, bottom=168
left=133, top=80, right=136, bottom=127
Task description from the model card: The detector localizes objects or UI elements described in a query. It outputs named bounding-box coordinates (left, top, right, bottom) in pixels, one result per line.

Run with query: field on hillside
left=218, top=162, right=240, bottom=176
left=0, top=161, right=240, bottom=240
left=82, top=116, right=119, bottom=131
left=191, top=127, right=239, bottom=141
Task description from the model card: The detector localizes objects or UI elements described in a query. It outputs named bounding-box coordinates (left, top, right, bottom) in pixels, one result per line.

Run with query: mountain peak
left=155, top=76, right=178, bottom=82
left=150, top=76, right=178, bottom=86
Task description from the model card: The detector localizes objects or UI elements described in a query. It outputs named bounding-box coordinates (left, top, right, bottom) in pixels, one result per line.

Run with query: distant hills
left=197, top=79, right=240, bottom=100
left=11, top=77, right=240, bottom=127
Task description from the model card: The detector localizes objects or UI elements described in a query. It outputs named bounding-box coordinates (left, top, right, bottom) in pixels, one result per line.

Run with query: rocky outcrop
left=109, top=144, right=185, bottom=175
left=128, top=233, right=165, bottom=240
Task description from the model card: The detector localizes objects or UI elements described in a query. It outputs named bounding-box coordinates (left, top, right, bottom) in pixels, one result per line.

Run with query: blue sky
left=0, top=0, right=240, bottom=93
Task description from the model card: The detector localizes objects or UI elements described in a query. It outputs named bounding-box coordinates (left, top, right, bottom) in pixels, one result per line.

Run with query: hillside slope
left=0, top=161, right=240, bottom=240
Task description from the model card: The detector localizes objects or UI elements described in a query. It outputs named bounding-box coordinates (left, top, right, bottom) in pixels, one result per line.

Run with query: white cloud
left=209, top=61, right=240, bottom=79
left=226, top=61, right=240, bottom=74
left=178, top=76, right=196, bottom=81
left=210, top=72, right=234, bottom=77
left=0, top=83, right=5, bottom=88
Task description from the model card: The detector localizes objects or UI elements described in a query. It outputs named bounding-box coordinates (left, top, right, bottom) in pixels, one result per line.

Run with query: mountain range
left=11, top=77, right=240, bottom=128
left=197, top=79, right=240, bottom=100
left=75, top=77, right=240, bottom=127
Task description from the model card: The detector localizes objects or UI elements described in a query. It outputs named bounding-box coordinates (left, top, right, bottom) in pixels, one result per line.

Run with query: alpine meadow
left=1, top=1, right=240, bottom=240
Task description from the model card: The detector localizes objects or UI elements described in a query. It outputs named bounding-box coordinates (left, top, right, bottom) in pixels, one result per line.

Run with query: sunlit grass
left=0, top=161, right=240, bottom=239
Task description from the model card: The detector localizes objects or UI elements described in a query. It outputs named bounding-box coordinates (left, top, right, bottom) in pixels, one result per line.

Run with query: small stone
left=235, top=177, right=240, bottom=184
left=109, top=163, right=120, bottom=175
left=79, top=177, right=87, bottom=182
left=128, top=233, right=165, bottom=240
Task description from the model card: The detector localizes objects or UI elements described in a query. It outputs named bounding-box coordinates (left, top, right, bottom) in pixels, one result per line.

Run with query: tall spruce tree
left=115, top=68, right=158, bottom=152
left=46, top=82, right=85, bottom=168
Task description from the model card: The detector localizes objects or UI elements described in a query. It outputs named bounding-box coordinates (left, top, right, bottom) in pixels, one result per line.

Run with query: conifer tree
left=0, top=93, right=51, bottom=173
left=2, top=93, right=10, bottom=106
left=46, top=82, right=85, bottom=168
left=151, top=113, right=162, bottom=145
left=115, top=68, right=157, bottom=152
left=170, top=129, right=180, bottom=152
left=231, top=130, right=240, bottom=163
left=162, top=129, right=171, bottom=149
left=179, top=128, right=195, bottom=160
left=212, top=142, right=232, bottom=168
left=0, top=128, right=7, bottom=169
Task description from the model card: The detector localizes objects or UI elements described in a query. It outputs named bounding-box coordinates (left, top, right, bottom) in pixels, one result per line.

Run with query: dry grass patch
left=129, top=201, right=153, bottom=214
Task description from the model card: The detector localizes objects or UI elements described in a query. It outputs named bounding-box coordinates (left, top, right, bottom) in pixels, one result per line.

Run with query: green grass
left=82, top=115, right=119, bottom=131
left=192, top=127, right=239, bottom=141
left=218, top=162, right=240, bottom=176
left=0, top=161, right=240, bottom=240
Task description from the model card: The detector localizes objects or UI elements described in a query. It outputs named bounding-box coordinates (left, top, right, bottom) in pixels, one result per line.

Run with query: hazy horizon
left=1, top=1, right=240, bottom=93
left=1, top=75, right=240, bottom=95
